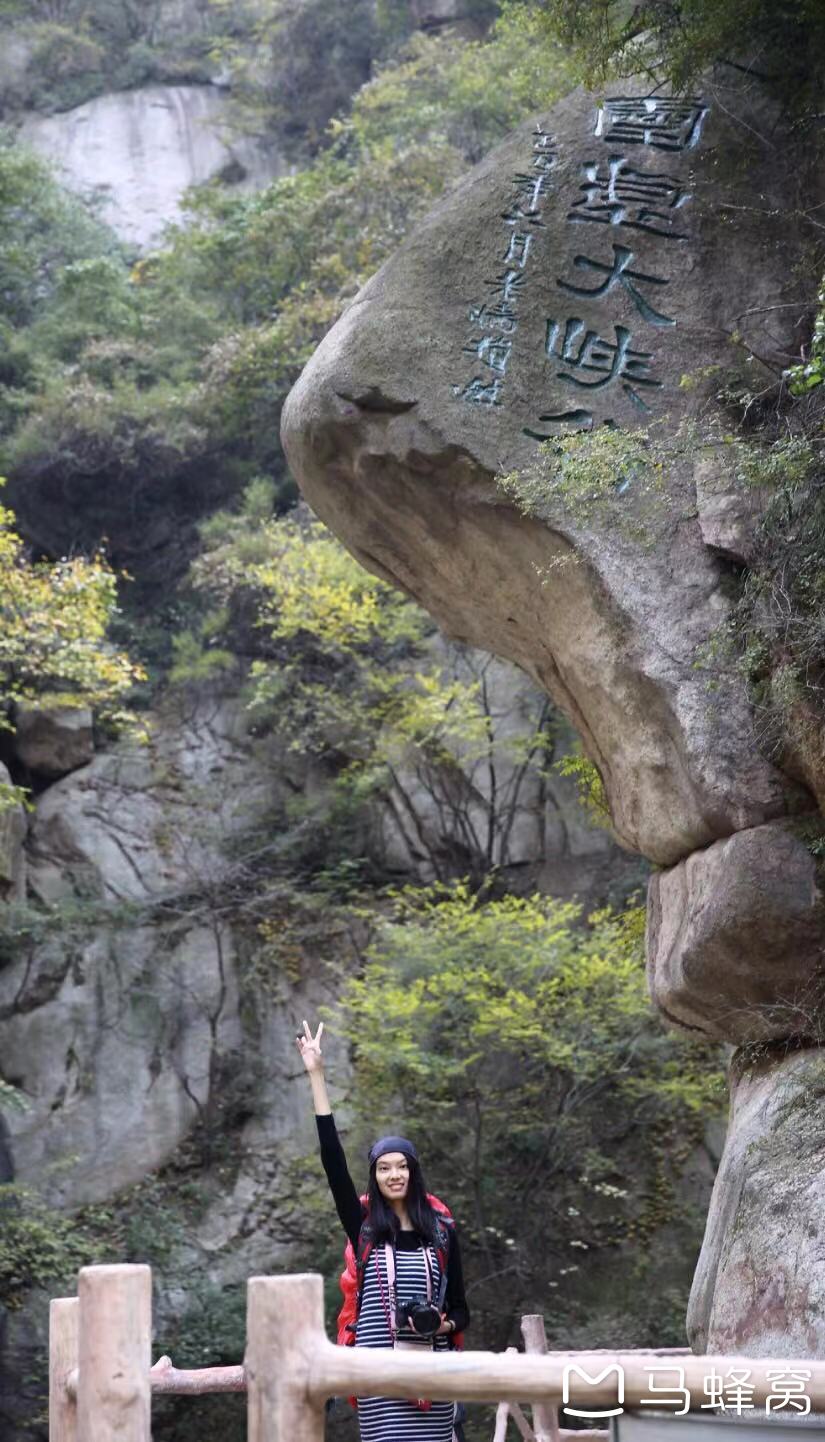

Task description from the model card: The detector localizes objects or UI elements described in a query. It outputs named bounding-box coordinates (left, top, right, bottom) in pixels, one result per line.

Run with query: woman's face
left=375, top=1151, right=410, bottom=1202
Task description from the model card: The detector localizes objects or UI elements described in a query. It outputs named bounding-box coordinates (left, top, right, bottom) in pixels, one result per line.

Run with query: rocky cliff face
left=0, top=656, right=631, bottom=1435
left=282, top=69, right=825, bottom=1353
left=0, top=683, right=333, bottom=1432
left=19, top=84, right=284, bottom=250
left=1, top=666, right=620, bottom=1208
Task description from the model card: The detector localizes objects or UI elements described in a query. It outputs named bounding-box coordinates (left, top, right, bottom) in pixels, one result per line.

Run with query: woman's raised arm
left=296, top=1018, right=363, bottom=1247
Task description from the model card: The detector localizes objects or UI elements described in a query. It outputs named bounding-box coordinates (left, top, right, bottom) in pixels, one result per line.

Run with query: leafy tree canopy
left=0, top=132, right=121, bottom=332
left=332, top=882, right=725, bottom=1342
left=178, top=491, right=561, bottom=886
left=0, top=482, right=145, bottom=808
left=519, top=0, right=825, bottom=108
left=0, top=7, right=573, bottom=594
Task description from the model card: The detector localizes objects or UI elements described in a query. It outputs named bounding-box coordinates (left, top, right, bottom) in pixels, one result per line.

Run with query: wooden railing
left=49, top=1264, right=825, bottom=1441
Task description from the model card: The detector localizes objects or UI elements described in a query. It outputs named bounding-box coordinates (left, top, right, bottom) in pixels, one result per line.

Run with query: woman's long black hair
left=366, top=1153, right=439, bottom=1245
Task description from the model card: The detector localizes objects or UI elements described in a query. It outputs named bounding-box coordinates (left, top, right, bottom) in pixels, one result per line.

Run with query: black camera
left=395, top=1296, right=442, bottom=1337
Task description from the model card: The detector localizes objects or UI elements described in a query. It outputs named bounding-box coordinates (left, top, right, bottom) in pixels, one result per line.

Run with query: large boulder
left=647, top=819, right=825, bottom=1043
left=688, top=1046, right=825, bottom=1355
left=282, top=72, right=821, bottom=866
left=13, top=705, right=94, bottom=779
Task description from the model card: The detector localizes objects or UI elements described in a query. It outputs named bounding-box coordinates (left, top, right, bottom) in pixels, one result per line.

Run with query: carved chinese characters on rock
left=568, top=158, right=691, bottom=239
left=453, top=128, right=557, bottom=407
left=453, top=96, right=708, bottom=435
left=527, top=95, right=708, bottom=440
left=595, top=96, right=708, bottom=152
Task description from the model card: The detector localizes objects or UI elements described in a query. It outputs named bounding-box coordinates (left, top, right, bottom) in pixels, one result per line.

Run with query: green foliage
left=0, top=1185, right=90, bottom=1307
left=211, top=0, right=384, bottom=157
left=520, top=0, right=825, bottom=109
left=213, top=0, right=568, bottom=164
left=29, top=255, right=141, bottom=362
left=787, top=275, right=825, bottom=397
left=0, top=1077, right=26, bottom=1113
left=0, top=895, right=141, bottom=965
left=707, top=437, right=825, bottom=754
left=24, top=21, right=106, bottom=109
left=556, top=749, right=611, bottom=826
left=0, top=481, right=146, bottom=783
left=333, top=883, right=725, bottom=1337
left=499, top=425, right=667, bottom=539
left=185, top=494, right=562, bottom=883
left=0, top=132, right=120, bottom=332
left=169, top=623, right=234, bottom=688
left=0, top=1, right=216, bottom=112
left=164, top=1279, right=246, bottom=1366
left=339, top=8, right=573, bottom=163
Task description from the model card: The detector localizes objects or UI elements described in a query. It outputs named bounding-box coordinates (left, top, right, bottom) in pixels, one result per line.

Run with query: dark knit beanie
left=368, top=1135, right=418, bottom=1166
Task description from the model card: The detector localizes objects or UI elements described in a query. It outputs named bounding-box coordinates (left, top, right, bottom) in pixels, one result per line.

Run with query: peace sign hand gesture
left=296, top=1019, right=325, bottom=1074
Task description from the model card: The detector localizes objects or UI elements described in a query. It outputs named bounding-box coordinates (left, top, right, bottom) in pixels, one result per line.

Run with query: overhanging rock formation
left=282, top=70, right=825, bottom=1351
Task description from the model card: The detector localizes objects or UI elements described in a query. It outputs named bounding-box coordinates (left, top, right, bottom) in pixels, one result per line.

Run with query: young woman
left=296, top=1019, right=470, bottom=1442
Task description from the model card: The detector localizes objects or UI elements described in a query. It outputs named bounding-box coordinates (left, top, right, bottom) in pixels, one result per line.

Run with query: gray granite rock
left=0, top=921, right=242, bottom=1208
left=19, top=84, right=284, bottom=250
left=688, top=1046, right=825, bottom=1356
left=13, top=706, right=94, bottom=779
left=647, top=820, right=825, bottom=1044
left=694, top=451, right=765, bottom=565
left=282, top=72, right=821, bottom=865
left=25, top=690, right=289, bottom=905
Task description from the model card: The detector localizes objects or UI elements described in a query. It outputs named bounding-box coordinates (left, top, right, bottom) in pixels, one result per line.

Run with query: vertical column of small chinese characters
left=526, top=95, right=709, bottom=441
left=452, top=128, right=557, bottom=408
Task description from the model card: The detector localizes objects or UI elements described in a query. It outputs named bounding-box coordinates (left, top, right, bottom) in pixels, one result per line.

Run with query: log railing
left=49, top=1264, right=825, bottom=1442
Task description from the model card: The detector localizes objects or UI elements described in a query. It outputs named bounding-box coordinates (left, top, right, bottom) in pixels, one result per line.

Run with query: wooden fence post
left=521, top=1315, right=560, bottom=1442
left=493, top=1347, right=518, bottom=1442
left=49, top=1298, right=78, bottom=1442
left=493, top=1398, right=511, bottom=1442
left=77, top=1263, right=151, bottom=1442
left=493, top=1347, right=537, bottom=1442
left=246, top=1273, right=326, bottom=1442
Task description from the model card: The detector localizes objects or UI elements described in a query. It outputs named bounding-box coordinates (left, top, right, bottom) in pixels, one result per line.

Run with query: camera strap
left=384, top=1243, right=436, bottom=1396
left=377, top=1244, right=398, bottom=1338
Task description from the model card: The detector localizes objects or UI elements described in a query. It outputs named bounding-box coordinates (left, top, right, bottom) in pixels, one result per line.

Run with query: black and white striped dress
left=356, top=1240, right=455, bottom=1442
left=315, top=1113, right=469, bottom=1442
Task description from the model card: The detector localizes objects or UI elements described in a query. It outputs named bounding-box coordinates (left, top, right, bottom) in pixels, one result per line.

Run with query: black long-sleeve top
left=316, top=1112, right=470, bottom=1334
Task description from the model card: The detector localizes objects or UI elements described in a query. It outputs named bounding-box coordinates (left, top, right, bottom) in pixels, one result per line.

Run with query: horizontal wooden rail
left=150, top=1357, right=247, bottom=1394
left=60, top=1344, right=693, bottom=1401
left=62, top=1349, right=689, bottom=1395
left=50, top=1267, right=825, bottom=1442
left=65, top=1359, right=246, bottom=1399
left=306, top=1335, right=825, bottom=1407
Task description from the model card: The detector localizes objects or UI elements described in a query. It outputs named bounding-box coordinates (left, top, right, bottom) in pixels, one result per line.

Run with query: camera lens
left=409, top=1302, right=441, bottom=1336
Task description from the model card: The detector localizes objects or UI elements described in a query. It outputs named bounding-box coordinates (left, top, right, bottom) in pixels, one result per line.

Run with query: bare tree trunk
left=497, top=701, right=556, bottom=869
left=386, top=764, right=446, bottom=880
